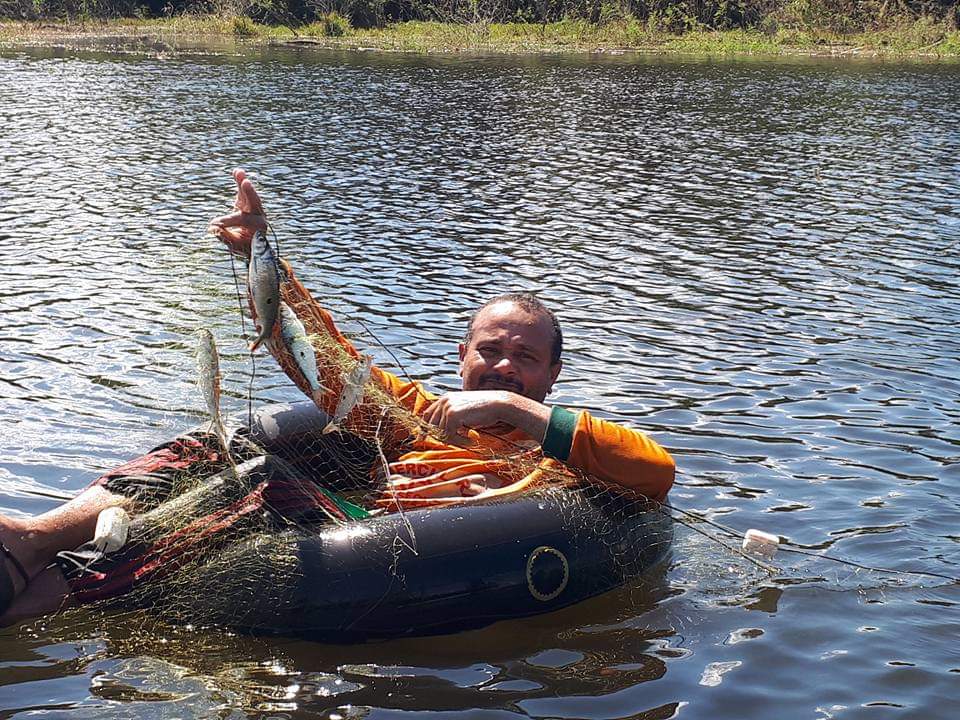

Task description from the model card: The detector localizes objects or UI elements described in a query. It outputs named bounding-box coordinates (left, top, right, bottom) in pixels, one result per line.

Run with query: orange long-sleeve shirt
left=269, top=262, right=675, bottom=505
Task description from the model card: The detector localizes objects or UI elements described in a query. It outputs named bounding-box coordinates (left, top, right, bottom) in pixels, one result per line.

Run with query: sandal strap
left=1, top=542, right=30, bottom=586
left=0, top=559, right=12, bottom=615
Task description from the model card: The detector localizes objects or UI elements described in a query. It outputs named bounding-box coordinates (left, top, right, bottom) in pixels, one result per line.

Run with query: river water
left=0, top=42, right=958, bottom=718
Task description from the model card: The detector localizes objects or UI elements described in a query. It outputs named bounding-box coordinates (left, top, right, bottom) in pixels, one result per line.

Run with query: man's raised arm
left=208, top=170, right=434, bottom=421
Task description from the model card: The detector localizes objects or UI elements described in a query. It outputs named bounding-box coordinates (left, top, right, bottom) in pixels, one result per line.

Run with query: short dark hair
left=464, top=292, right=563, bottom=365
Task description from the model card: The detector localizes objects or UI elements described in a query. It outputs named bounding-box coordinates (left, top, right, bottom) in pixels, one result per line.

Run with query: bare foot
left=1, top=516, right=38, bottom=617
left=208, top=168, right=268, bottom=257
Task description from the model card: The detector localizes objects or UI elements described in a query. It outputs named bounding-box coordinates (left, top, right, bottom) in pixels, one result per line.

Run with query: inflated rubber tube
left=89, top=402, right=671, bottom=641
left=224, top=486, right=672, bottom=641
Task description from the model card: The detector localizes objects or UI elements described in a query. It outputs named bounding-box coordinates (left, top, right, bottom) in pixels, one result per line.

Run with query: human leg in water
left=3, top=169, right=268, bottom=625
left=0, top=485, right=128, bottom=624
left=0, top=429, right=241, bottom=626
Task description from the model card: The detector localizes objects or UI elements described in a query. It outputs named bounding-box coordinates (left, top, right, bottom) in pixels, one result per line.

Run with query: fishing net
left=39, top=226, right=952, bottom=645
left=48, top=241, right=676, bottom=640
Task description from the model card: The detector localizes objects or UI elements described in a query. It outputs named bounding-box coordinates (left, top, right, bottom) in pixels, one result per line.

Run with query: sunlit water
left=1, top=43, right=959, bottom=718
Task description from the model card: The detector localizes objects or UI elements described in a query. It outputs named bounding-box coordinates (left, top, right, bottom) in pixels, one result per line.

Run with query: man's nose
left=492, top=356, right=516, bottom=374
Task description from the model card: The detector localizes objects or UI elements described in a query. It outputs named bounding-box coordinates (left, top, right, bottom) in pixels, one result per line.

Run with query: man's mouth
left=478, top=375, right=524, bottom=394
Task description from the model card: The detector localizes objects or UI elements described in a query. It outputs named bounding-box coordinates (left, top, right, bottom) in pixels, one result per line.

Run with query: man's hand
left=208, top=168, right=268, bottom=258
left=386, top=469, right=503, bottom=498
left=422, top=390, right=551, bottom=445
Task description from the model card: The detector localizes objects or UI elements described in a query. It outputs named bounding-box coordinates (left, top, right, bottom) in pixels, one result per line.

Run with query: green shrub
left=3, top=0, right=960, bottom=41
left=231, top=13, right=258, bottom=34
left=940, top=28, right=960, bottom=52
left=598, top=0, right=630, bottom=22
left=302, top=9, right=350, bottom=33
left=308, top=0, right=383, bottom=28
left=8, top=0, right=143, bottom=18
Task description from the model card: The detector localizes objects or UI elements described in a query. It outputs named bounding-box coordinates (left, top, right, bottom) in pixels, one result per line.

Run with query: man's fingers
left=211, top=210, right=268, bottom=232
left=209, top=210, right=245, bottom=228
left=210, top=226, right=242, bottom=242
left=441, top=424, right=479, bottom=449
left=209, top=225, right=252, bottom=257
left=421, top=399, right=441, bottom=423
left=229, top=169, right=265, bottom=216
left=458, top=475, right=488, bottom=497
left=421, top=399, right=477, bottom=446
left=231, top=169, right=244, bottom=210
left=422, top=399, right=446, bottom=431
left=237, top=178, right=265, bottom=215
left=387, top=472, right=488, bottom=499
left=232, top=169, right=247, bottom=209
left=205, top=170, right=264, bottom=258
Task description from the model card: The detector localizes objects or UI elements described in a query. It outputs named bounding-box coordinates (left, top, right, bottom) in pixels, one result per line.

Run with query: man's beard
left=477, top=373, right=525, bottom=395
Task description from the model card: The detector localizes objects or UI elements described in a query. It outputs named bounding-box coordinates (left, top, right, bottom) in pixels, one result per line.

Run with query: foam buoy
left=93, top=507, right=130, bottom=554
left=742, top=528, right=779, bottom=558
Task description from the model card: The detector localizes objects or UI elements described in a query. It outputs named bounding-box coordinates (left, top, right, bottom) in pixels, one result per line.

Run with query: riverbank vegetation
left=1, top=0, right=958, bottom=56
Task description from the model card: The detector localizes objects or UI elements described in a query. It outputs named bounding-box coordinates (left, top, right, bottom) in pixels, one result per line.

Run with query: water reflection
left=1, top=45, right=959, bottom=719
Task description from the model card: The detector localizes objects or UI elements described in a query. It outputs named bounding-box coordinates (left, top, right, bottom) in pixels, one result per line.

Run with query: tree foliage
left=4, top=0, right=958, bottom=34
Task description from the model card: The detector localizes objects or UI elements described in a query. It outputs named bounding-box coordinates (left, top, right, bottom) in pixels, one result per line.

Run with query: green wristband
left=541, top=406, right=577, bottom=462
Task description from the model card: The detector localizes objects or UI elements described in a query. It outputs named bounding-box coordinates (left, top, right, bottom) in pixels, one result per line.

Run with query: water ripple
left=1, top=47, right=959, bottom=719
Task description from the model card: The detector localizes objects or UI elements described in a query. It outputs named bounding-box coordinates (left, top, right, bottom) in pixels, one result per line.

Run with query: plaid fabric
left=65, top=442, right=349, bottom=606
left=67, top=481, right=271, bottom=604
left=94, top=433, right=231, bottom=510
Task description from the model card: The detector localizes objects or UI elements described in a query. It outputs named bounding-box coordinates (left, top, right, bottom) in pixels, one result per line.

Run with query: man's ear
left=458, top=342, right=466, bottom=376
left=548, top=360, right=562, bottom=392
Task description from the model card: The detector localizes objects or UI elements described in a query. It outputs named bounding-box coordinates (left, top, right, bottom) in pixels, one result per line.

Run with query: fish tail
left=321, top=421, right=340, bottom=435
left=205, top=418, right=229, bottom=452
left=249, top=320, right=271, bottom=351
left=214, top=419, right=229, bottom=448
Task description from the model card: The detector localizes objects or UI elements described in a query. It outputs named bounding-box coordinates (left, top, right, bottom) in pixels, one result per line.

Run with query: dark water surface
left=1, top=44, right=959, bottom=718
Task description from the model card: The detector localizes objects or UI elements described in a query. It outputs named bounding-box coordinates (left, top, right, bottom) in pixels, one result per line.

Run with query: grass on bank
left=1, top=15, right=958, bottom=57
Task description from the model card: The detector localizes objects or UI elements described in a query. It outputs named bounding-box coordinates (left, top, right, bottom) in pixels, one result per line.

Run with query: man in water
left=0, top=170, right=674, bottom=624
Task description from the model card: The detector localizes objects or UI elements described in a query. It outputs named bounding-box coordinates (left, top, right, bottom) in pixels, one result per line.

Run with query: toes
left=238, top=178, right=265, bottom=215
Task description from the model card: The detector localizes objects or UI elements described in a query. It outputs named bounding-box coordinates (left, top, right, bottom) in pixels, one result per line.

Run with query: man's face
left=459, top=301, right=562, bottom=403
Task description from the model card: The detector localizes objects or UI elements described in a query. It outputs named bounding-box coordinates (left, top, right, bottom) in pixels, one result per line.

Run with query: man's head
left=459, top=293, right=562, bottom=403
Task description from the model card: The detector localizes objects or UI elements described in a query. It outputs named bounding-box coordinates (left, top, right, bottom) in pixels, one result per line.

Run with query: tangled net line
left=57, top=242, right=674, bottom=636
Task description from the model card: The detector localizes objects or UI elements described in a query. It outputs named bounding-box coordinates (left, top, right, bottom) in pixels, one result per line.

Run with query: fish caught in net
left=49, top=229, right=675, bottom=641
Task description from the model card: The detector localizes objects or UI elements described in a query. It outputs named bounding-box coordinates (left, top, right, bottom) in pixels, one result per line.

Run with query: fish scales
left=323, top=355, right=373, bottom=434
left=275, top=301, right=330, bottom=405
left=195, top=328, right=229, bottom=452
left=248, top=230, right=280, bottom=352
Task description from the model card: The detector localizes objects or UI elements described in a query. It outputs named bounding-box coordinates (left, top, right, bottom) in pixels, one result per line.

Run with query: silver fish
left=248, top=230, right=280, bottom=352
left=323, top=354, right=373, bottom=434
left=277, top=301, right=330, bottom=404
left=195, top=328, right=229, bottom=451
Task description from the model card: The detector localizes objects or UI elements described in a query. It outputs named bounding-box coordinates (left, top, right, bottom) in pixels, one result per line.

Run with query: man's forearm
left=538, top=406, right=675, bottom=501
left=500, top=394, right=552, bottom=442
